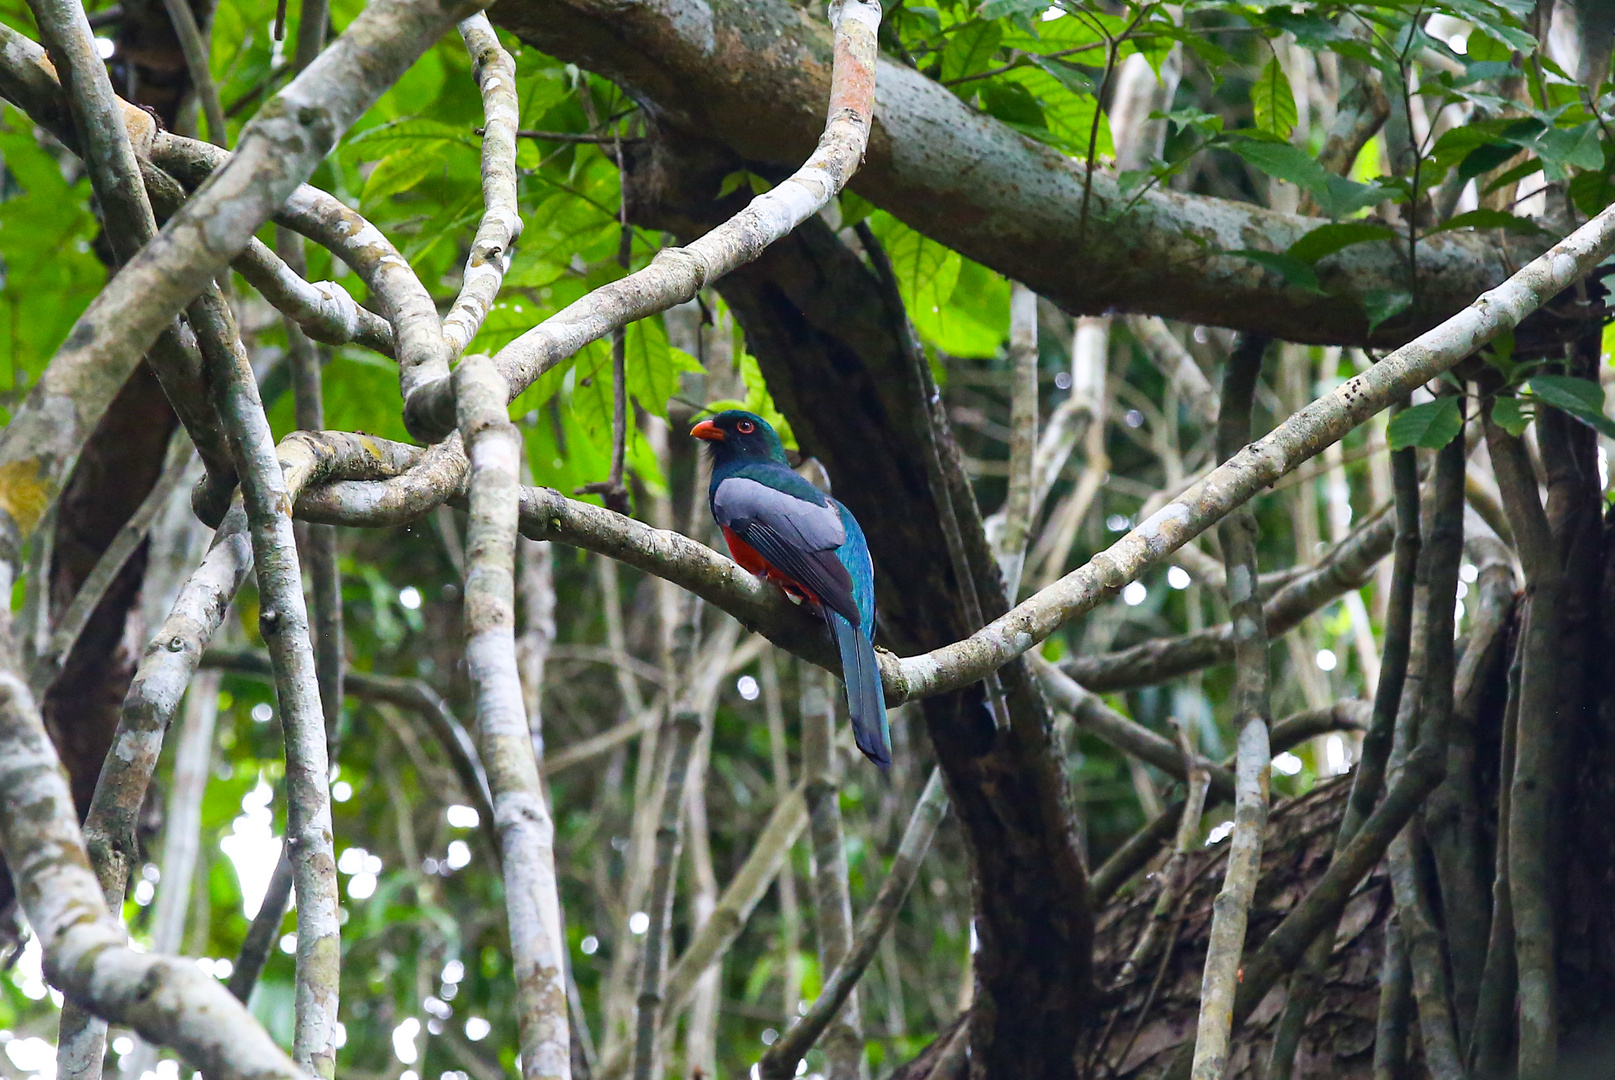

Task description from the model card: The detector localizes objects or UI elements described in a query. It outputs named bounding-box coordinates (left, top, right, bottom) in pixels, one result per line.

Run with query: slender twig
left=990, top=282, right=1040, bottom=598
left=761, top=766, right=949, bottom=1078
left=1124, top=315, right=1218, bottom=424
left=798, top=666, right=864, bottom=1080
left=1117, top=730, right=1210, bottom=988
left=632, top=592, right=705, bottom=1080
left=1385, top=412, right=1466, bottom=1080
left=1034, top=656, right=1237, bottom=797
left=158, top=0, right=227, bottom=146
left=761, top=648, right=803, bottom=1026
left=1469, top=634, right=1521, bottom=1076
left=30, top=431, right=193, bottom=696
left=196, top=291, right=341, bottom=1079
left=442, top=15, right=522, bottom=356
left=1485, top=406, right=1561, bottom=1080
left=1373, top=915, right=1413, bottom=1080
left=1189, top=334, right=1273, bottom=1080
left=458, top=354, right=571, bottom=1080
left=120, top=671, right=221, bottom=1080
left=1426, top=553, right=1516, bottom=1047
left=229, top=853, right=296, bottom=1002
left=1268, top=405, right=1422, bottom=1080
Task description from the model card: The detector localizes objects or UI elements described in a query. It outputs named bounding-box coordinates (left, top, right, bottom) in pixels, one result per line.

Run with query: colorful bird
left=691, top=410, right=890, bottom=768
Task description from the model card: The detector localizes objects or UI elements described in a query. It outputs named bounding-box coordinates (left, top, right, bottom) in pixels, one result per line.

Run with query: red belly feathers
left=721, top=526, right=821, bottom=606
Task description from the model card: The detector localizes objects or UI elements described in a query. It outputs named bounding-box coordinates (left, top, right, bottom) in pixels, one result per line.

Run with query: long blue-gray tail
left=828, top=610, right=890, bottom=769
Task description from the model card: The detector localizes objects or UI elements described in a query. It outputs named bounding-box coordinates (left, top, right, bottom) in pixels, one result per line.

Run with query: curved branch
left=0, top=669, right=314, bottom=1080
left=492, top=0, right=1541, bottom=347
left=396, top=0, right=886, bottom=442
left=0, top=0, right=475, bottom=559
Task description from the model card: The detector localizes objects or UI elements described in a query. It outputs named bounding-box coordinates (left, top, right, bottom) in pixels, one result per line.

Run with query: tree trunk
left=626, top=126, right=1094, bottom=1077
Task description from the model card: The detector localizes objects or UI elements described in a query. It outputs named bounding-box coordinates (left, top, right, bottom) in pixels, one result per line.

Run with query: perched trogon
left=691, top=410, right=890, bottom=768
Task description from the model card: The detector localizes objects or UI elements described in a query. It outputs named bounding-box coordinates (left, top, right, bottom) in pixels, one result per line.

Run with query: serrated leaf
left=1491, top=395, right=1531, bottom=436
left=1388, top=397, right=1463, bottom=450
left=1251, top=57, right=1297, bottom=140
left=942, top=21, right=1003, bottom=85
left=1286, top=221, right=1398, bottom=264
left=1228, top=250, right=1323, bottom=293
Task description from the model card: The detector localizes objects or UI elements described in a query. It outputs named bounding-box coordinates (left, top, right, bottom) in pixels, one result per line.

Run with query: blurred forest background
left=0, top=0, right=1609, bottom=1077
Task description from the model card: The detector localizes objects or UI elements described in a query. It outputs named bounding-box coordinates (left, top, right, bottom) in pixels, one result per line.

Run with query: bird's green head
left=690, top=409, right=789, bottom=465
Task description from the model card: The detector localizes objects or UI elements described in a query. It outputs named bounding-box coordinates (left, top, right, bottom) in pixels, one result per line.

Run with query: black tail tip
left=854, top=733, right=892, bottom=771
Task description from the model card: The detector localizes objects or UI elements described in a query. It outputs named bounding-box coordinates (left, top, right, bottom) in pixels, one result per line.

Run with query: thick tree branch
left=457, top=355, right=571, bottom=1080
left=198, top=292, right=341, bottom=1077
left=490, top=0, right=1543, bottom=347
left=387, top=0, right=888, bottom=441
left=0, top=664, right=314, bottom=1080
left=0, top=0, right=475, bottom=559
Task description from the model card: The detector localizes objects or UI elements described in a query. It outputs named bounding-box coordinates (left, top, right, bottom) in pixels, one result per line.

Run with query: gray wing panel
left=713, top=477, right=860, bottom=625
left=713, top=477, right=847, bottom=551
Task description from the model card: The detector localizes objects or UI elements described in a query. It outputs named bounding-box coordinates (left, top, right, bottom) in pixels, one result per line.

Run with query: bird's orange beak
left=690, top=419, right=725, bottom=442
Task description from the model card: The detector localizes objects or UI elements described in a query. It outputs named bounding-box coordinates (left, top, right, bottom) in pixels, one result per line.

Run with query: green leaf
left=1027, top=55, right=1094, bottom=97
left=999, top=67, right=1112, bottom=157
left=867, top=212, right=1008, bottom=358
left=1457, top=141, right=1522, bottom=181
left=1491, top=395, right=1531, bottom=436
left=1387, top=397, right=1463, bottom=450
left=941, top=21, right=1003, bottom=85
left=1570, top=169, right=1615, bottom=218
left=1228, top=250, right=1323, bottom=293
left=839, top=189, right=876, bottom=227
left=1428, top=208, right=1547, bottom=235
left=977, top=0, right=1045, bottom=20
left=1362, top=290, right=1413, bottom=335
left=979, top=80, right=1046, bottom=129
left=1227, top=138, right=1329, bottom=193
left=1286, top=221, right=1398, bottom=265
left=1526, top=375, right=1615, bottom=438
left=1315, top=175, right=1392, bottom=218
left=717, top=170, right=770, bottom=199
left=360, top=149, right=446, bottom=208
left=1251, top=56, right=1297, bottom=141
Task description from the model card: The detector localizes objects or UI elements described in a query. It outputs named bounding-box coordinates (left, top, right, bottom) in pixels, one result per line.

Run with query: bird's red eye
left=736, top=420, right=756, bottom=434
